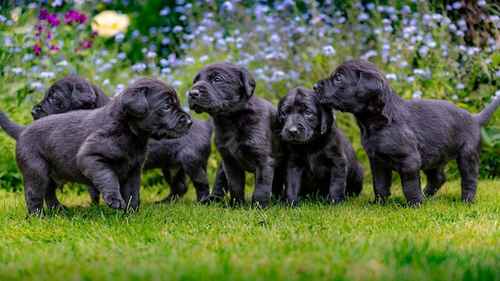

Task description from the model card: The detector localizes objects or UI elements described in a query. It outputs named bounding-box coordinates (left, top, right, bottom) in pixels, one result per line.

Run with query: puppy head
left=32, top=75, right=101, bottom=120
left=119, top=78, right=192, bottom=140
left=277, top=87, right=334, bottom=144
left=188, top=62, right=255, bottom=115
left=313, top=59, right=390, bottom=115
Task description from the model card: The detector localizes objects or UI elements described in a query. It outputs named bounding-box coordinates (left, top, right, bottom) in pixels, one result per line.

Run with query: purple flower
left=47, top=14, right=60, bottom=27
left=33, top=43, right=42, bottom=56
left=39, top=9, right=49, bottom=20
left=49, top=44, right=60, bottom=53
left=80, top=39, right=93, bottom=50
left=64, top=10, right=87, bottom=25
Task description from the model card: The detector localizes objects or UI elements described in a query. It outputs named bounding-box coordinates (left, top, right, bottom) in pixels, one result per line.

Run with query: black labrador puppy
left=277, top=87, right=363, bottom=205
left=0, top=78, right=192, bottom=214
left=30, top=75, right=213, bottom=203
left=188, top=62, right=284, bottom=207
left=314, top=59, right=500, bottom=205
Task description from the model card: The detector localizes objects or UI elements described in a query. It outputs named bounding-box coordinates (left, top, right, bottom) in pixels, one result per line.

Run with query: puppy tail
left=0, top=111, right=24, bottom=140
left=474, top=96, right=500, bottom=126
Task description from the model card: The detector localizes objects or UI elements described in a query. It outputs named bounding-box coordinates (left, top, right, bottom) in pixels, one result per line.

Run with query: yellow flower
left=91, top=10, right=130, bottom=37
left=11, top=7, right=21, bottom=22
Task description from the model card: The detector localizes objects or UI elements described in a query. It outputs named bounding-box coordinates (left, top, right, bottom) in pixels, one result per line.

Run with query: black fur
left=277, top=87, right=363, bottom=205
left=314, top=59, right=500, bottom=205
left=30, top=75, right=212, bottom=203
left=0, top=79, right=191, bottom=214
left=188, top=62, right=284, bottom=207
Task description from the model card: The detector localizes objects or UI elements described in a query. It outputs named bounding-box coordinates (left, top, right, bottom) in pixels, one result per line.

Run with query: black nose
left=189, top=89, right=200, bottom=99
left=31, top=106, right=43, bottom=117
left=287, top=126, right=299, bottom=136
left=179, top=114, right=192, bottom=127
left=313, top=83, right=320, bottom=93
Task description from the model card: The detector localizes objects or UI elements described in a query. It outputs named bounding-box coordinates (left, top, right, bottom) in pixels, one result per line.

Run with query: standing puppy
left=277, top=87, right=363, bottom=205
left=188, top=63, right=283, bottom=207
left=314, top=59, right=500, bottom=205
left=0, top=79, right=192, bottom=214
left=30, top=75, right=213, bottom=203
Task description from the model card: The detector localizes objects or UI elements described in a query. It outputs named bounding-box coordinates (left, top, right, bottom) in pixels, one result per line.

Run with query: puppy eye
left=304, top=110, right=314, bottom=118
left=212, top=74, right=224, bottom=83
left=334, top=74, right=344, bottom=84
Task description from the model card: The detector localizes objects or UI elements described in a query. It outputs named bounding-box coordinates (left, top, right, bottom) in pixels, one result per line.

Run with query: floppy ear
left=77, top=84, right=98, bottom=108
left=319, top=104, right=334, bottom=135
left=240, top=68, right=256, bottom=98
left=122, top=87, right=149, bottom=117
left=358, top=70, right=398, bottom=123
left=91, top=84, right=110, bottom=106
left=272, top=101, right=285, bottom=135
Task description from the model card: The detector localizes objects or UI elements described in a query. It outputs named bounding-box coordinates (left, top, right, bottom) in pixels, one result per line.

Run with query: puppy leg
left=423, top=166, right=446, bottom=198
left=161, top=168, right=188, bottom=202
left=369, top=158, right=392, bottom=203
left=285, top=161, right=303, bottom=206
left=252, top=160, right=274, bottom=208
left=457, top=148, right=479, bottom=203
left=45, top=180, right=66, bottom=210
left=207, top=163, right=228, bottom=202
left=88, top=185, right=100, bottom=205
left=184, top=164, right=210, bottom=202
left=327, top=158, right=348, bottom=204
left=222, top=159, right=245, bottom=206
left=272, top=164, right=286, bottom=201
left=20, top=158, right=50, bottom=215
left=120, top=167, right=141, bottom=211
left=79, top=156, right=125, bottom=209
left=346, top=162, right=363, bottom=197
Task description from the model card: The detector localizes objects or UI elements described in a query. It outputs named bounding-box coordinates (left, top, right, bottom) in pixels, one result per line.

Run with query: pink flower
left=33, top=43, right=42, bottom=56
left=80, top=39, right=93, bottom=49
left=64, top=10, right=87, bottom=25
left=49, top=44, right=60, bottom=53
left=47, top=14, right=60, bottom=27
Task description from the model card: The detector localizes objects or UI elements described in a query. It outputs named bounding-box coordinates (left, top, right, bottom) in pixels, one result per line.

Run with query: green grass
left=0, top=180, right=499, bottom=281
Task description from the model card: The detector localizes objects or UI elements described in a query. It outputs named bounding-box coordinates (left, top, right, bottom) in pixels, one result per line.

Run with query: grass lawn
left=0, top=180, right=498, bottom=281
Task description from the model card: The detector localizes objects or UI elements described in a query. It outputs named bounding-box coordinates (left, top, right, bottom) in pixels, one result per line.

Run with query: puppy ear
left=122, top=87, right=149, bottom=117
left=358, top=70, right=397, bottom=123
left=272, top=101, right=285, bottom=135
left=319, top=105, right=334, bottom=135
left=77, top=84, right=98, bottom=108
left=240, top=68, right=256, bottom=98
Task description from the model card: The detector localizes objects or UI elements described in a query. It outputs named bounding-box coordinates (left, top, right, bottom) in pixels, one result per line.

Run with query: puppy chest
left=303, top=153, right=332, bottom=179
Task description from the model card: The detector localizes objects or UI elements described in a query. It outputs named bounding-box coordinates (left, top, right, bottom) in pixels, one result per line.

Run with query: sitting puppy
left=188, top=62, right=284, bottom=207
left=30, top=75, right=213, bottom=203
left=0, top=78, right=192, bottom=214
left=277, top=87, right=363, bottom=205
left=314, top=59, right=500, bottom=205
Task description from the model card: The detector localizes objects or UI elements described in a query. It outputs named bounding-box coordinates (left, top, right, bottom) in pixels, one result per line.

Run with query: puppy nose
left=31, top=106, right=42, bottom=117
left=179, top=114, right=192, bottom=127
left=189, top=89, right=200, bottom=98
left=313, top=83, right=320, bottom=93
left=288, top=126, right=299, bottom=135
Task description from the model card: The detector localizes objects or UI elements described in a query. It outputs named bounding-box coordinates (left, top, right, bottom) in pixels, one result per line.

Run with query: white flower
left=200, top=55, right=209, bottom=62
left=412, top=90, right=422, bottom=99
left=115, top=84, right=125, bottom=96
left=11, top=67, right=24, bottom=75
left=40, top=71, right=55, bottom=79
left=386, top=73, right=397, bottom=80
left=132, top=63, right=147, bottom=72
left=456, top=83, right=465, bottom=90
left=495, top=90, right=500, bottom=98
left=322, top=45, right=336, bottom=56
left=146, top=51, right=157, bottom=58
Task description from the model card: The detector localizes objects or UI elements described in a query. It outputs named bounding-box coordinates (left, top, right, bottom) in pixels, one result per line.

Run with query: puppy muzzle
left=31, top=105, right=47, bottom=120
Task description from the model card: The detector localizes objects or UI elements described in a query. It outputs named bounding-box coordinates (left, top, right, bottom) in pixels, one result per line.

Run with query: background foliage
left=0, top=0, right=499, bottom=191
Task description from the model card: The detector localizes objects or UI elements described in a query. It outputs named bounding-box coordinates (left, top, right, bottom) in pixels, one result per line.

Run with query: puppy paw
left=252, top=195, right=270, bottom=209
left=285, top=198, right=299, bottom=208
left=104, top=194, right=126, bottom=210
left=327, top=195, right=346, bottom=205
left=407, top=199, right=423, bottom=208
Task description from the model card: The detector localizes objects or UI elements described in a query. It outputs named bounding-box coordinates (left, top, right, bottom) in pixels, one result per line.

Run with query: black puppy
left=31, top=75, right=213, bottom=203
left=31, top=75, right=108, bottom=119
left=277, top=87, right=363, bottom=205
left=188, top=62, right=283, bottom=207
left=0, top=79, right=191, bottom=214
left=314, top=59, right=500, bottom=205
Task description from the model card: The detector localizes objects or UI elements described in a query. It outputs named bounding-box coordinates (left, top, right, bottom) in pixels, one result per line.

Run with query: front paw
left=285, top=198, right=299, bottom=207
left=200, top=194, right=223, bottom=205
left=252, top=193, right=270, bottom=208
left=104, top=194, right=126, bottom=209
left=327, top=194, right=346, bottom=205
